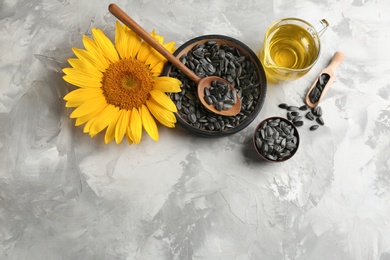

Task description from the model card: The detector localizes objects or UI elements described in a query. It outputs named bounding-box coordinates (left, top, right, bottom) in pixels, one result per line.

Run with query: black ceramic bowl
left=162, top=35, right=267, bottom=137
left=253, top=117, right=300, bottom=162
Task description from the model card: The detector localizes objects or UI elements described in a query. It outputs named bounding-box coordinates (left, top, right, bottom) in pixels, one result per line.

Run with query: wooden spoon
left=305, top=52, right=345, bottom=108
left=108, top=4, right=241, bottom=116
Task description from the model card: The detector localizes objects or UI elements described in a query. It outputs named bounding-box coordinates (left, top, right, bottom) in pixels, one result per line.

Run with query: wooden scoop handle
left=327, top=52, right=345, bottom=74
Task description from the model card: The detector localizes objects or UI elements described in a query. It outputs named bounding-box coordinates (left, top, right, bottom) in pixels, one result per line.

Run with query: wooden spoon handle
left=108, top=4, right=200, bottom=83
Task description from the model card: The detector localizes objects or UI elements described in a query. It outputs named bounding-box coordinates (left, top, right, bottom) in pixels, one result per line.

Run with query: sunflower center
left=102, top=58, right=154, bottom=110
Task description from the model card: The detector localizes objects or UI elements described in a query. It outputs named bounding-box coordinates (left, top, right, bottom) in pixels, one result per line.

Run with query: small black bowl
left=162, top=35, right=267, bottom=137
left=253, top=117, right=300, bottom=162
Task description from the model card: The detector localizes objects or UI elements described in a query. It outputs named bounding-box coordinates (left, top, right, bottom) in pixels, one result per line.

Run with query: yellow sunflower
left=63, top=22, right=181, bottom=144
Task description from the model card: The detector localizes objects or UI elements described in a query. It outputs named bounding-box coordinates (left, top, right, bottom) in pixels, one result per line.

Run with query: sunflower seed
left=278, top=103, right=288, bottom=109
left=223, top=104, right=232, bottom=110
left=312, top=106, right=323, bottom=117
left=188, top=113, right=197, bottom=123
left=293, top=120, right=304, bottom=127
left=176, top=100, right=182, bottom=110
left=316, top=116, right=324, bottom=125
left=204, top=95, right=213, bottom=105
left=310, top=125, right=319, bottom=131
left=291, top=111, right=300, bottom=117
left=305, top=112, right=315, bottom=121
left=292, top=116, right=303, bottom=122
left=299, top=105, right=308, bottom=111
left=269, top=118, right=280, bottom=127
left=287, top=106, right=299, bottom=111
left=216, top=102, right=223, bottom=111
left=287, top=112, right=293, bottom=120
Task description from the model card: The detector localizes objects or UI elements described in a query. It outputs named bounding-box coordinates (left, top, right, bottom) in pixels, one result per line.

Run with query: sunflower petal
left=64, top=88, right=104, bottom=108
left=63, top=74, right=102, bottom=89
left=64, top=87, right=103, bottom=101
left=126, top=28, right=142, bottom=59
left=137, top=43, right=150, bottom=63
left=72, top=47, right=107, bottom=72
left=140, top=104, right=158, bottom=141
left=150, top=30, right=164, bottom=45
left=144, top=33, right=176, bottom=71
left=115, top=21, right=128, bottom=59
left=149, top=61, right=165, bottom=76
left=126, top=127, right=134, bottom=145
left=75, top=107, right=103, bottom=127
left=146, top=99, right=176, bottom=128
left=163, top=41, right=176, bottom=54
left=63, top=67, right=102, bottom=85
left=104, top=108, right=121, bottom=144
left=83, top=114, right=98, bottom=133
left=115, top=109, right=130, bottom=144
left=69, top=95, right=107, bottom=118
left=150, top=89, right=177, bottom=112
left=128, top=107, right=142, bottom=144
left=92, top=28, right=119, bottom=63
left=82, top=35, right=111, bottom=71
left=153, top=77, right=182, bottom=93
left=67, top=58, right=97, bottom=72
left=89, top=105, right=119, bottom=137
left=145, top=54, right=165, bottom=72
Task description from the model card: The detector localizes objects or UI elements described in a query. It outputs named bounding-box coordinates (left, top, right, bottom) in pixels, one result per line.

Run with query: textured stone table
left=1, top=0, right=390, bottom=259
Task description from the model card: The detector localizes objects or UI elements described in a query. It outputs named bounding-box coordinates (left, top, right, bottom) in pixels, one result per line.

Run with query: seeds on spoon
left=254, top=118, right=299, bottom=161
left=203, top=80, right=237, bottom=111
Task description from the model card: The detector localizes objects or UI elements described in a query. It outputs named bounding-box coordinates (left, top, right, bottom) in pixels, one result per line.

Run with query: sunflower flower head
left=63, top=22, right=181, bottom=144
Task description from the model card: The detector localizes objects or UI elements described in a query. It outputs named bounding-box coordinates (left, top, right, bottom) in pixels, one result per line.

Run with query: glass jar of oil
left=260, top=18, right=328, bottom=82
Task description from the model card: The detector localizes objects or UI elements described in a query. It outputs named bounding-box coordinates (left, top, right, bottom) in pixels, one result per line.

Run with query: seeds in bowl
left=254, top=117, right=299, bottom=161
left=168, top=39, right=262, bottom=133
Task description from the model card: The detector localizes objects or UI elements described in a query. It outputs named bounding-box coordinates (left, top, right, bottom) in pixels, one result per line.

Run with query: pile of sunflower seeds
left=309, top=73, right=330, bottom=104
left=169, top=41, right=261, bottom=131
left=203, top=80, right=237, bottom=111
left=278, top=103, right=324, bottom=130
left=254, top=118, right=299, bottom=161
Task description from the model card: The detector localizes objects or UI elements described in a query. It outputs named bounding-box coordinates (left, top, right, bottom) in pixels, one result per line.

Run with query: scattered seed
left=305, top=112, right=315, bottom=121
left=278, top=102, right=325, bottom=130
left=291, top=111, right=300, bottom=117
left=316, top=116, right=324, bottom=125
left=312, top=106, right=323, bottom=117
left=278, top=103, right=288, bottom=109
left=287, top=112, right=293, bottom=120
left=287, top=106, right=299, bottom=111
left=310, top=125, right=319, bottom=131
left=293, top=121, right=304, bottom=127
left=292, top=116, right=303, bottom=122
left=299, top=105, right=308, bottom=111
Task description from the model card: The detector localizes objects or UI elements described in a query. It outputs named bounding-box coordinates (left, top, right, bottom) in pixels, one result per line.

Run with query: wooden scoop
left=305, top=52, right=345, bottom=108
left=108, top=4, right=241, bottom=116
